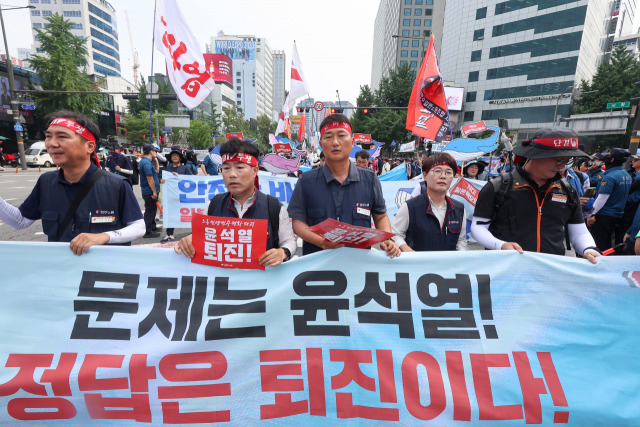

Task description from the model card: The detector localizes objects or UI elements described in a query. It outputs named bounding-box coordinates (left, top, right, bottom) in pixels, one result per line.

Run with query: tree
left=29, top=14, right=100, bottom=118
left=223, top=105, right=247, bottom=134
left=127, top=76, right=174, bottom=116
left=187, top=119, right=212, bottom=149
left=207, top=102, right=223, bottom=136
left=573, top=45, right=640, bottom=149
left=254, top=114, right=275, bottom=149
left=119, top=112, right=157, bottom=146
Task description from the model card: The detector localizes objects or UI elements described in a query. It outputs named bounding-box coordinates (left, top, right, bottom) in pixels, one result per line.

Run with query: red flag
left=298, top=113, right=306, bottom=141
left=406, top=35, right=450, bottom=143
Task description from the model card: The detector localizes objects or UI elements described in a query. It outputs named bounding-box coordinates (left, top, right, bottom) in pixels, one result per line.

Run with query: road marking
left=3, top=198, right=17, bottom=201
left=35, top=232, right=44, bottom=235
left=10, top=187, right=27, bottom=189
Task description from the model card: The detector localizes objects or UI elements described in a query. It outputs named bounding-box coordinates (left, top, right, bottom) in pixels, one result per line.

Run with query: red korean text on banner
left=461, top=121, right=488, bottom=138
left=308, top=219, right=395, bottom=249
left=406, top=35, right=450, bottom=143
left=191, top=213, right=267, bottom=270
left=451, top=178, right=480, bottom=206
left=274, top=143, right=293, bottom=154
left=353, top=133, right=372, bottom=145
left=226, top=132, right=243, bottom=140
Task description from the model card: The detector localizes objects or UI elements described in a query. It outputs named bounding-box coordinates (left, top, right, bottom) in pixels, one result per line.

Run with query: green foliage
left=29, top=14, right=100, bottom=118
left=254, top=114, right=275, bottom=150
left=120, top=112, right=159, bottom=145
left=187, top=119, right=212, bottom=149
left=207, top=103, right=223, bottom=136
left=573, top=45, right=640, bottom=149
left=350, top=64, right=415, bottom=148
left=127, top=76, right=174, bottom=116
left=223, top=105, right=247, bottom=134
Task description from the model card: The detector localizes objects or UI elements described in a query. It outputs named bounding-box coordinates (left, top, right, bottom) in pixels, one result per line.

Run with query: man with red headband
left=0, top=110, right=144, bottom=254
left=287, top=113, right=401, bottom=257
left=175, top=137, right=297, bottom=267
left=470, top=127, right=600, bottom=263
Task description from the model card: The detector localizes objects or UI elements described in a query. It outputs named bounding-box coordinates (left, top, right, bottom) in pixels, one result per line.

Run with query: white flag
left=276, top=42, right=309, bottom=134
left=154, top=0, right=215, bottom=109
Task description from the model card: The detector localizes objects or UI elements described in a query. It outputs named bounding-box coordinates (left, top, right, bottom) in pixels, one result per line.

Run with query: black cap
left=513, top=127, right=589, bottom=159
left=142, top=144, right=155, bottom=154
left=606, top=147, right=630, bottom=160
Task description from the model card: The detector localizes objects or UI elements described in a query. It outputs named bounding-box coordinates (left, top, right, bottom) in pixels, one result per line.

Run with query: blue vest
left=405, top=194, right=464, bottom=251
left=208, top=191, right=275, bottom=250
left=38, top=170, right=128, bottom=243
left=299, top=166, right=377, bottom=255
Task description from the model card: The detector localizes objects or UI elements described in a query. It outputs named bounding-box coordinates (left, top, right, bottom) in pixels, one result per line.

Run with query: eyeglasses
left=430, top=168, right=455, bottom=176
left=551, top=157, right=573, bottom=166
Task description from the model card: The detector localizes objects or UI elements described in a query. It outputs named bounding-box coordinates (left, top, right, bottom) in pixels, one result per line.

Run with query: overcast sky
left=3, top=0, right=380, bottom=105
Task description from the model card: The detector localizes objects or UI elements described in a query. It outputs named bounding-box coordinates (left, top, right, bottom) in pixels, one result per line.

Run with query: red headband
left=320, top=121, right=352, bottom=138
left=425, top=161, right=452, bottom=174
left=49, top=118, right=96, bottom=143
left=529, top=137, right=578, bottom=149
left=221, top=152, right=258, bottom=167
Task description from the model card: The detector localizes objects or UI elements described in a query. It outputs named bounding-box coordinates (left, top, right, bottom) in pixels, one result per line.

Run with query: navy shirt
left=203, top=154, right=218, bottom=175
left=19, top=164, right=142, bottom=225
left=164, top=163, right=193, bottom=176
left=139, top=156, right=160, bottom=197
left=595, top=166, right=632, bottom=217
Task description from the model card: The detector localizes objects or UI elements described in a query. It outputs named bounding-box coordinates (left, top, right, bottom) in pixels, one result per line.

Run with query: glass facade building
left=440, top=0, right=612, bottom=134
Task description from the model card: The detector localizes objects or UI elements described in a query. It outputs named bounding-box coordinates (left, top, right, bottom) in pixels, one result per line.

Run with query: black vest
left=405, top=194, right=464, bottom=251
left=299, top=165, right=378, bottom=255
left=208, top=191, right=276, bottom=250
left=38, top=169, right=128, bottom=243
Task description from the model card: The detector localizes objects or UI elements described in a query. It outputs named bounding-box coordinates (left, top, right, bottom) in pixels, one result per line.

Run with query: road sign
left=13, top=123, right=23, bottom=132
left=21, top=104, right=35, bottom=110
left=162, top=128, right=172, bottom=132
left=607, top=101, right=630, bottom=109
left=314, top=101, right=324, bottom=112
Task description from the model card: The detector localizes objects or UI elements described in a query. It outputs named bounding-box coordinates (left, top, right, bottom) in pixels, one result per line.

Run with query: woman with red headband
left=175, top=137, right=297, bottom=267
left=287, top=113, right=401, bottom=257
left=0, top=110, right=145, bottom=254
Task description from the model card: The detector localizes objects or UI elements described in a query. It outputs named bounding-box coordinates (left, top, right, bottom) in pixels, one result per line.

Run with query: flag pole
left=148, top=0, right=158, bottom=144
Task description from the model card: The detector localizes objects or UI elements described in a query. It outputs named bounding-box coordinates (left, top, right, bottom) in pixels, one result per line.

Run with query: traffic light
left=330, top=108, right=336, bottom=114
left=363, top=108, right=369, bottom=114
left=122, top=94, right=139, bottom=100
left=296, top=107, right=303, bottom=113
left=332, top=108, right=344, bottom=114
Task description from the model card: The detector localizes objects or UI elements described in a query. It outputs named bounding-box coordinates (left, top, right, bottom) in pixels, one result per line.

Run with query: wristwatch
left=282, top=247, right=292, bottom=261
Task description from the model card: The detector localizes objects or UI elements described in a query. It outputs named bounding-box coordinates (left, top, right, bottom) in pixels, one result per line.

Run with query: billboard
left=215, top=39, right=256, bottom=61
left=444, top=86, right=464, bottom=111
left=203, top=54, right=233, bottom=86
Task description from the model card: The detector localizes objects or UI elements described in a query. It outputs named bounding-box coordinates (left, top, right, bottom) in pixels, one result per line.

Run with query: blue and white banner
left=0, top=243, right=639, bottom=425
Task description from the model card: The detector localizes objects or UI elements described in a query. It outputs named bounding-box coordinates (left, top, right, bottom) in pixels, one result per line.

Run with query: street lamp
left=553, top=85, right=573, bottom=125
left=0, top=4, right=35, bottom=170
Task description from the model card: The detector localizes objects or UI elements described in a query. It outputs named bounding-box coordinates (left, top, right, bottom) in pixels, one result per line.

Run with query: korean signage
left=0, top=243, right=639, bottom=424
left=353, top=133, right=372, bottom=145
left=202, top=54, right=233, bottom=86
left=274, top=143, right=292, bottom=154
left=215, top=39, right=256, bottom=60
left=226, top=132, right=243, bottom=140
left=0, top=55, right=23, bottom=67
left=461, top=121, right=488, bottom=137
left=308, top=218, right=394, bottom=248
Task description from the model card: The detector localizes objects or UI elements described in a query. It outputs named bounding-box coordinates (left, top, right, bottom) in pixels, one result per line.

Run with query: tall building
left=605, top=0, right=639, bottom=60
left=371, top=0, right=446, bottom=91
left=29, top=0, right=121, bottom=77
left=440, top=0, right=612, bottom=137
left=272, top=50, right=286, bottom=122
left=210, top=32, right=275, bottom=122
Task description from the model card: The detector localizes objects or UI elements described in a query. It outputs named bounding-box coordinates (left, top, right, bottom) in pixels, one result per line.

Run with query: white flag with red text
left=154, top=0, right=215, bottom=109
left=276, top=42, right=309, bottom=135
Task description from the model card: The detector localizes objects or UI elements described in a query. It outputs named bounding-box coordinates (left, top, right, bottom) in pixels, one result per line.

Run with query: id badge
left=356, top=207, right=371, bottom=216
left=91, top=215, right=116, bottom=224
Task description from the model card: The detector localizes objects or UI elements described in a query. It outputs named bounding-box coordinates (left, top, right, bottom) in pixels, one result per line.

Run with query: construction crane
left=125, top=10, right=140, bottom=85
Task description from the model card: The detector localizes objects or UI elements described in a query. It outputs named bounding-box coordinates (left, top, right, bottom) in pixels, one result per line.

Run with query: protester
left=105, top=141, right=134, bottom=186
left=470, top=127, right=600, bottom=263
left=0, top=144, right=5, bottom=171
left=587, top=154, right=605, bottom=187
left=287, top=113, right=400, bottom=257
left=139, top=144, right=161, bottom=238
left=185, top=150, right=198, bottom=175
left=160, top=148, right=193, bottom=243
left=175, top=137, right=296, bottom=267
left=381, top=157, right=391, bottom=175
left=623, top=201, right=640, bottom=255
left=463, top=160, right=485, bottom=180
left=0, top=110, right=144, bottom=253
left=201, top=145, right=219, bottom=176
left=585, top=148, right=632, bottom=253
left=355, top=149, right=370, bottom=169
left=393, top=153, right=467, bottom=251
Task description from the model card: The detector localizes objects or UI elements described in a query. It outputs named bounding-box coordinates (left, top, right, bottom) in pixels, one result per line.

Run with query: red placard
left=191, top=213, right=268, bottom=270
left=308, top=219, right=395, bottom=249
left=274, top=143, right=292, bottom=154
left=461, top=121, right=488, bottom=137
left=451, top=178, right=480, bottom=206
left=353, top=133, right=372, bottom=145
left=226, top=132, right=244, bottom=140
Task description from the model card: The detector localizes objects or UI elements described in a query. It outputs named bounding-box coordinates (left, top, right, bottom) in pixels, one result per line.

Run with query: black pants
left=142, top=194, right=157, bottom=233
left=590, top=214, right=625, bottom=253
left=165, top=228, right=174, bottom=236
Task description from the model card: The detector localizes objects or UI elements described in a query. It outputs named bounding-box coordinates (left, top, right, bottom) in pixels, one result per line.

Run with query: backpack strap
left=55, top=169, right=106, bottom=242
left=266, top=195, right=281, bottom=249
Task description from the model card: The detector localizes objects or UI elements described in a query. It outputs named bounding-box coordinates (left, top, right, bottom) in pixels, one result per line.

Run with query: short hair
left=319, top=113, right=352, bottom=131
left=422, top=153, right=457, bottom=174
left=220, top=136, right=259, bottom=160
left=44, top=110, right=100, bottom=141
left=355, top=149, right=370, bottom=160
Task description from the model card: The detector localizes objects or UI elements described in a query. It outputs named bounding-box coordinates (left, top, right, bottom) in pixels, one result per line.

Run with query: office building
left=440, top=0, right=612, bottom=137
left=605, top=0, right=639, bottom=60
left=273, top=50, right=286, bottom=122
left=371, top=0, right=446, bottom=91
left=210, top=32, right=276, bottom=122
left=29, top=0, right=121, bottom=77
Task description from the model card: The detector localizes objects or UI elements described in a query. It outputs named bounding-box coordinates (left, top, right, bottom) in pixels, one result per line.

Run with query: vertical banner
left=406, top=35, right=450, bottom=143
